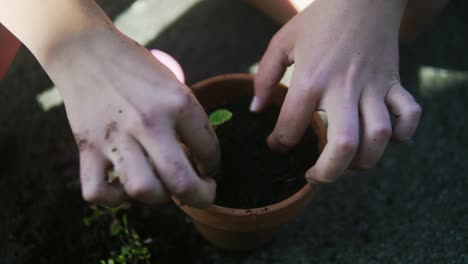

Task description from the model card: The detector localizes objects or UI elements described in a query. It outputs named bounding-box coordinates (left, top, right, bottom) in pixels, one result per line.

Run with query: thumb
left=251, top=32, right=294, bottom=112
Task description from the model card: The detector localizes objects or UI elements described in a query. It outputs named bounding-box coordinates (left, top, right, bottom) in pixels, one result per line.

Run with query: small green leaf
left=120, top=245, right=130, bottom=255
left=116, top=255, right=126, bottom=264
left=122, top=214, right=128, bottom=228
left=209, top=109, right=232, bottom=127
left=110, top=221, right=122, bottom=236
left=132, top=247, right=149, bottom=256
left=83, top=206, right=105, bottom=227
left=83, top=216, right=93, bottom=227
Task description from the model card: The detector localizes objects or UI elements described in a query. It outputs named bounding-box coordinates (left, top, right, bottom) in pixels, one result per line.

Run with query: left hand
left=251, top=0, right=422, bottom=183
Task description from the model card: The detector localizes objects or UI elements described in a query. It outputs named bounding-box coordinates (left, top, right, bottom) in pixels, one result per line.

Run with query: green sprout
left=209, top=109, right=232, bottom=127
left=83, top=204, right=151, bottom=264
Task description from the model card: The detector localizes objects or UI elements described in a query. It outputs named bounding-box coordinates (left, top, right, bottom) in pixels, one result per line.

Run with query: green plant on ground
left=209, top=109, right=232, bottom=127
left=84, top=204, right=152, bottom=264
left=83, top=109, right=233, bottom=264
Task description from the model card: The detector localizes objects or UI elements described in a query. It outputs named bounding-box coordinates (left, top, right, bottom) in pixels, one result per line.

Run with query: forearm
left=247, top=0, right=448, bottom=42
left=246, top=0, right=408, bottom=24
left=0, top=0, right=112, bottom=62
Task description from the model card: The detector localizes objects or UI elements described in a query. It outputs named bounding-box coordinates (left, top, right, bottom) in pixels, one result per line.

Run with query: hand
left=251, top=0, right=421, bottom=183
left=43, top=27, right=220, bottom=207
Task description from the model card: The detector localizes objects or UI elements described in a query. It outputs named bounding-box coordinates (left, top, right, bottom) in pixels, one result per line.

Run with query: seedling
left=209, top=109, right=232, bottom=127
left=83, top=204, right=152, bottom=264
left=84, top=109, right=232, bottom=263
left=101, top=213, right=151, bottom=264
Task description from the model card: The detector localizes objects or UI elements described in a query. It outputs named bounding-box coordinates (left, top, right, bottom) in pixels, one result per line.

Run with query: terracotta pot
left=175, top=73, right=327, bottom=251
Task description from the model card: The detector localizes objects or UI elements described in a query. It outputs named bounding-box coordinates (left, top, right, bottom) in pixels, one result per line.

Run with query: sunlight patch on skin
left=419, top=66, right=468, bottom=96
left=37, top=0, right=201, bottom=111
left=248, top=62, right=295, bottom=87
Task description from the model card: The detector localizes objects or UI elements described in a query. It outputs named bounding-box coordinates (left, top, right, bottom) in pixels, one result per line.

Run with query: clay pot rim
left=191, top=73, right=257, bottom=90
left=191, top=183, right=314, bottom=217
left=187, top=73, right=317, bottom=217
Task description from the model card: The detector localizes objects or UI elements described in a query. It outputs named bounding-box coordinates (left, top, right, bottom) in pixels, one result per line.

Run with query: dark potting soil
left=213, top=97, right=319, bottom=208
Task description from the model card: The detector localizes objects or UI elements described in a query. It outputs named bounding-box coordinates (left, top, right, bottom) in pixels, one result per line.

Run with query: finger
left=267, top=70, right=321, bottom=152
left=80, top=149, right=126, bottom=207
left=138, top=125, right=216, bottom=208
left=306, top=99, right=360, bottom=183
left=385, top=84, right=422, bottom=142
left=176, top=92, right=220, bottom=178
left=107, top=137, right=169, bottom=205
left=252, top=30, right=294, bottom=112
left=351, top=96, right=392, bottom=169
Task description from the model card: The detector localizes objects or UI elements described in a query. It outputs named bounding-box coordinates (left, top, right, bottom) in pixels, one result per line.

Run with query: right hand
left=251, top=0, right=421, bottom=183
left=43, top=26, right=220, bottom=208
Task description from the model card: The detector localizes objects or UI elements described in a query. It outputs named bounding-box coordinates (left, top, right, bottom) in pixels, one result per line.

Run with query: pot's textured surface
left=175, top=74, right=327, bottom=250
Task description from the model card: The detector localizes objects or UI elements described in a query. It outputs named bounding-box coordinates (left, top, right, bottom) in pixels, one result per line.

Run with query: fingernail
left=249, top=96, right=260, bottom=112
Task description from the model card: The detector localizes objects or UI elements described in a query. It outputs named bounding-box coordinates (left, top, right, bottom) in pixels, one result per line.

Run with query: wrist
left=333, top=0, right=408, bottom=37
left=35, top=3, right=115, bottom=64
left=0, top=0, right=114, bottom=63
left=348, top=0, right=407, bottom=18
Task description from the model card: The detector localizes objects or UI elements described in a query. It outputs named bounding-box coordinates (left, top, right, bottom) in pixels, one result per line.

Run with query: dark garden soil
left=0, top=109, right=211, bottom=264
left=213, top=97, right=319, bottom=208
left=0, top=96, right=318, bottom=264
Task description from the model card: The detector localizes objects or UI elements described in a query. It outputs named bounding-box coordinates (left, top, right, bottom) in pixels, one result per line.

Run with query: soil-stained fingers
left=106, top=136, right=169, bottom=205
left=306, top=97, right=360, bottom=183
left=267, top=70, right=321, bottom=152
left=176, top=91, right=220, bottom=179
left=79, top=149, right=126, bottom=207
left=138, top=123, right=216, bottom=208
left=385, top=84, right=422, bottom=142
left=252, top=29, right=295, bottom=112
left=351, top=95, right=392, bottom=169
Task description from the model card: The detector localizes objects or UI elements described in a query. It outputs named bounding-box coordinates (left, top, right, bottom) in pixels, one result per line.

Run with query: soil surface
left=0, top=0, right=467, bottom=263
left=214, top=98, right=317, bottom=208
